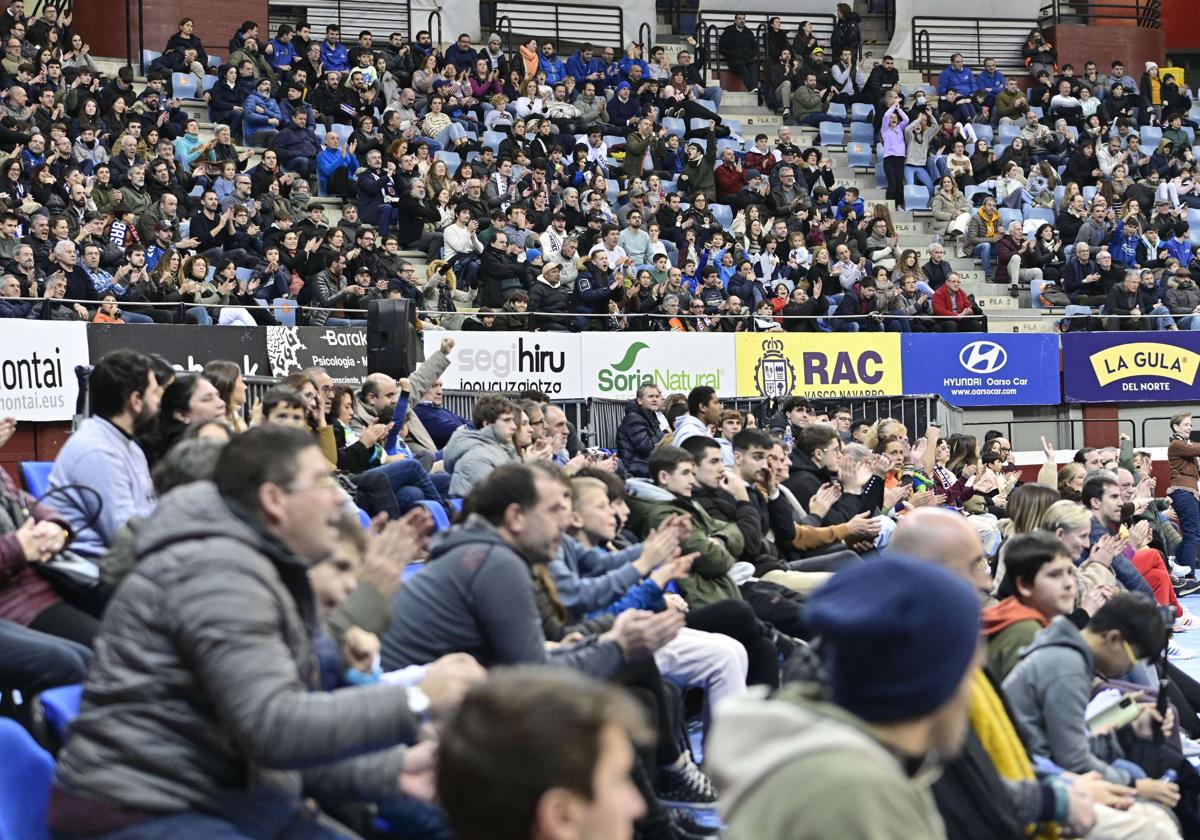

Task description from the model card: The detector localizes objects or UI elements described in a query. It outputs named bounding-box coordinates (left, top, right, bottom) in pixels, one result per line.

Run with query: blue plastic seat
left=662, top=117, right=686, bottom=138
left=0, top=718, right=53, bottom=840
left=330, top=123, right=353, bottom=145
left=695, top=99, right=717, bottom=113
left=903, top=184, right=930, bottom=211
left=39, top=683, right=83, bottom=743
left=403, top=561, right=425, bottom=582
left=207, top=54, right=221, bottom=69
left=998, top=124, right=1020, bottom=143
left=998, top=207, right=1023, bottom=229
left=141, top=49, right=162, bottom=68
left=171, top=72, right=198, bottom=100
left=1027, top=207, right=1055, bottom=226
left=202, top=75, right=217, bottom=93
left=824, top=102, right=848, bottom=122
left=1141, top=125, right=1163, bottom=149
left=415, top=499, right=451, bottom=531
left=973, top=124, right=993, bottom=144
left=1082, top=185, right=1097, bottom=203
left=482, top=130, right=505, bottom=152
left=818, top=121, right=843, bottom=147
left=448, top=498, right=464, bottom=512
left=849, top=121, right=874, bottom=144
left=437, top=150, right=461, bottom=171
left=711, top=203, right=733, bottom=229
left=271, top=298, right=297, bottom=326
left=875, top=161, right=887, bottom=188
left=850, top=102, right=874, bottom=122
left=1030, top=106, right=1044, bottom=119
left=20, top=462, right=52, bottom=497
left=689, top=118, right=712, bottom=132
left=356, top=507, right=373, bottom=528
left=847, top=142, right=872, bottom=168
left=964, top=185, right=987, bottom=203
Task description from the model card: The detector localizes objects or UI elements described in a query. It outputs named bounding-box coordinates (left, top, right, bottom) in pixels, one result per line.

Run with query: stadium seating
left=0, top=719, right=54, bottom=840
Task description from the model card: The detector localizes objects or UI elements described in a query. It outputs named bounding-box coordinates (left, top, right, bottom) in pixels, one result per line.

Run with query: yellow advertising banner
left=735, top=333, right=903, bottom=399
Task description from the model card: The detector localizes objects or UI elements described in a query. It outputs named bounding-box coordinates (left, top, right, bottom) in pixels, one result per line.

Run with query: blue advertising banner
left=1062, top=332, right=1200, bottom=402
left=901, top=335, right=1061, bottom=406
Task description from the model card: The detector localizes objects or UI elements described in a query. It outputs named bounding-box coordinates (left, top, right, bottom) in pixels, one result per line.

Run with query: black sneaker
left=656, top=753, right=719, bottom=808
left=1177, top=577, right=1200, bottom=597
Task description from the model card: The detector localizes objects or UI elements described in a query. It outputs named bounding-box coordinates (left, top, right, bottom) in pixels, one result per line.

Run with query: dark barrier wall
left=73, top=0, right=268, bottom=67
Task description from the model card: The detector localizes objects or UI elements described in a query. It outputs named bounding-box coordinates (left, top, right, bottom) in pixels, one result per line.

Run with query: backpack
left=1039, top=286, right=1070, bottom=306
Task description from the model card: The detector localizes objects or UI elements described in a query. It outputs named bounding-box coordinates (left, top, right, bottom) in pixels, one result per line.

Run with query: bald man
left=890, top=508, right=992, bottom=600
left=351, top=372, right=399, bottom=432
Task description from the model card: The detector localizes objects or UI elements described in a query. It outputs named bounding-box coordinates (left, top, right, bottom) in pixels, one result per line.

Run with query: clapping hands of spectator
left=606, top=608, right=684, bottom=659
left=649, top=552, right=699, bottom=589
left=523, top=437, right=555, bottom=463
left=635, top=519, right=683, bottom=575
left=359, top=422, right=391, bottom=448
left=883, top=483, right=912, bottom=510
left=1081, top=583, right=1115, bottom=616
left=1087, top=533, right=1122, bottom=568
left=0, top=416, right=15, bottom=450
left=358, top=507, right=436, bottom=597
left=845, top=511, right=882, bottom=542
left=1127, top=519, right=1151, bottom=550
left=905, top=489, right=946, bottom=508
left=15, top=517, right=65, bottom=563
left=808, top=482, right=842, bottom=519
left=1066, top=771, right=1135, bottom=811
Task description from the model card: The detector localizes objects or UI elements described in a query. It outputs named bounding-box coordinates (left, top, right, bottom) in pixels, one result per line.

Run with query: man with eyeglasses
left=785, top=423, right=886, bottom=526
left=50, top=424, right=486, bottom=836
left=1002, top=593, right=1178, bottom=805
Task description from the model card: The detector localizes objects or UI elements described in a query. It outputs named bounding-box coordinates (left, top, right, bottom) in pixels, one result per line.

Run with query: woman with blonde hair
left=999, top=482, right=1059, bottom=538
left=861, top=417, right=907, bottom=450
left=202, top=359, right=248, bottom=432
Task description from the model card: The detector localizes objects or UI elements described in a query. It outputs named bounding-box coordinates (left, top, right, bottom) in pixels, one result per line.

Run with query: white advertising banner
left=427, top=331, right=584, bottom=398
left=0, top=321, right=89, bottom=421
left=580, top=333, right=738, bottom=400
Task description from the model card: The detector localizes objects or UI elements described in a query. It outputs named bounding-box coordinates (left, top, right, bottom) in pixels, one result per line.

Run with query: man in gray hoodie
left=443, top=394, right=520, bottom=497
left=1002, top=593, right=1177, bottom=804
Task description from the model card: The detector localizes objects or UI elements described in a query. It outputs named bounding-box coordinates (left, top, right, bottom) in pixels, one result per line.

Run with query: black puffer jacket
left=53, top=482, right=418, bottom=817
left=616, top=401, right=664, bottom=478
left=529, top=274, right=573, bottom=331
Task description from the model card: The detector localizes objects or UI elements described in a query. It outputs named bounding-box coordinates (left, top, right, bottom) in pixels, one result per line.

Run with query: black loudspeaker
left=367, top=298, right=419, bottom=378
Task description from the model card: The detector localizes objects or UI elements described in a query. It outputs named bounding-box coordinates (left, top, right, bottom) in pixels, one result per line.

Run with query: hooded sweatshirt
left=1001, top=616, right=1133, bottom=785
left=708, top=685, right=947, bottom=840
left=443, top=424, right=519, bottom=497
left=673, top=413, right=733, bottom=464
left=980, top=597, right=1050, bottom=683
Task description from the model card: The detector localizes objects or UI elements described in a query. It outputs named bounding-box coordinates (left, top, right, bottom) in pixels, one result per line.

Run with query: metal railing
left=300, top=0, right=415, bottom=47
left=959, top=417, right=1137, bottom=450
left=1038, top=0, right=1161, bottom=28
left=697, top=11, right=836, bottom=82
left=489, top=0, right=625, bottom=51
left=911, top=16, right=1038, bottom=85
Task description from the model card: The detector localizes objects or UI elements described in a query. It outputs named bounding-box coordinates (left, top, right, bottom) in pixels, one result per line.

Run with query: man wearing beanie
left=707, top=556, right=982, bottom=839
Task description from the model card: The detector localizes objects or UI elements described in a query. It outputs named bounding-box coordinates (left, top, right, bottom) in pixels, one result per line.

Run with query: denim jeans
left=0, top=618, right=91, bottom=694
left=904, top=164, right=934, bottom=190
left=325, top=316, right=369, bottom=327
left=973, top=241, right=994, bottom=276
left=366, top=458, right=445, bottom=513
left=185, top=306, right=212, bottom=325
left=122, top=311, right=155, bottom=324
left=1171, top=488, right=1200, bottom=572
left=886, top=316, right=911, bottom=332
left=1150, top=304, right=1174, bottom=331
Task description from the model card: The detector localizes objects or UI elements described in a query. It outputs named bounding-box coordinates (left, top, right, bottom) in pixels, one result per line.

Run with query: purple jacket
left=880, top=104, right=909, bottom=158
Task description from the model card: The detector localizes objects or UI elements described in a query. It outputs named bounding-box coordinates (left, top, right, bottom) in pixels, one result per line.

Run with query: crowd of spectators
left=0, top=8, right=1195, bottom=332
left=3, top=343, right=1200, bottom=837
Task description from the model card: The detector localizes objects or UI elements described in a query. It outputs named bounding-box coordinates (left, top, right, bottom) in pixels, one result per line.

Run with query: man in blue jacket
left=319, top=23, right=348, bottom=72
left=617, top=384, right=667, bottom=478
left=974, top=57, right=1005, bottom=107
left=566, top=43, right=605, bottom=88
left=414, top=376, right=469, bottom=450
left=938, top=53, right=975, bottom=98
left=539, top=41, right=567, bottom=86
left=444, top=33, right=478, bottom=74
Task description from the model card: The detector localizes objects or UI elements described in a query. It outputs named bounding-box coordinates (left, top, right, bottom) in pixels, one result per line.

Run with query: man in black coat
left=395, top=179, right=443, bottom=261
left=478, top=230, right=535, bottom=308
left=718, top=14, right=759, bottom=93
left=616, top=383, right=666, bottom=477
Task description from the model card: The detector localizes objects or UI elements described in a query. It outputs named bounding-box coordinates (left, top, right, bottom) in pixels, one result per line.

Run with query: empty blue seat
left=998, top=124, right=1020, bottom=143
left=141, top=49, right=162, bottom=68
left=603, top=135, right=624, bottom=149
left=1030, top=106, right=1044, bottom=119
left=715, top=138, right=741, bottom=156
left=903, top=185, right=930, bottom=211
left=415, top=499, right=450, bottom=532
left=235, top=267, right=255, bottom=281
left=20, top=462, right=52, bottom=497
left=998, top=207, right=1023, bottom=229
left=875, top=162, right=887, bottom=188
left=171, top=72, right=198, bottom=100
left=1141, top=125, right=1163, bottom=149
left=207, top=54, right=221, bottom=69
left=1188, top=208, right=1200, bottom=229
left=202, top=75, right=217, bottom=93
left=818, top=121, right=843, bottom=147
left=973, top=124, right=993, bottom=144
left=825, top=102, right=848, bottom=122
left=271, top=298, right=297, bottom=326
left=964, top=185, right=988, bottom=203
left=437, top=150, right=461, bottom=171
left=1027, top=207, right=1055, bottom=226
left=39, top=683, right=83, bottom=743
left=663, top=117, right=686, bottom=138
left=711, top=203, right=733, bottom=229
left=847, top=142, right=872, bottom=168
left=1053, top=185, right=1067, bottom=206
left=1082, top=185, right=1097, bottom=203
left=695, top=99, right=717, bottom=112
left=849, top=121, right=874, bottom=143
left=689, top=118, right=712, bottom=132
left=851, top=102, right=874, bottom=122
left=0, top=718, right=54, bottom=840
left=482, top=130, right=505, bottom=152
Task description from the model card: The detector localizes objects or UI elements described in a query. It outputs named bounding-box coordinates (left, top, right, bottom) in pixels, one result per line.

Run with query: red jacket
left=932, top=285, right=972, bottom=317
left=744, top=149, right=776, bottom=173
left=714, top=163, right=747, bottom=201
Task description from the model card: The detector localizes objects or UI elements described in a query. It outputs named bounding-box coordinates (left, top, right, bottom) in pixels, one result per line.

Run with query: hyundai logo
left=959, top=341, right=1007, bottom=374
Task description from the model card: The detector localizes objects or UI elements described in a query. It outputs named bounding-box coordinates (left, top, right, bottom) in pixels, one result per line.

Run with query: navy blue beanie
left=806, top=555, right=980, bottom=723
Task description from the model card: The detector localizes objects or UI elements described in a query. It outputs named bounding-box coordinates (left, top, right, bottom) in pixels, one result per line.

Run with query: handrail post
left=124, top=0, right=132, bottom=68
left=136, top=0, right=144, bottom=75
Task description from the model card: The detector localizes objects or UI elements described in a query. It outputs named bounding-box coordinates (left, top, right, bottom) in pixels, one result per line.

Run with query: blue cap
left=806, top=555, right=980, bottom=723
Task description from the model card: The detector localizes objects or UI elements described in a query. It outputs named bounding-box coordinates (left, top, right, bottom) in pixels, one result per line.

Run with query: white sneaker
left=1169, top=643, right=1195, bottom=660
left=1172, top=560, right=1191, bottom=577
left=1182, top=736, right=1200, bottom=758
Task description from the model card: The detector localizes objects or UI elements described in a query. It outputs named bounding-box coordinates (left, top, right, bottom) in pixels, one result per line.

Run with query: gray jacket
left=1001, top=615, right=1132, bottom=785
left=309, top=268, right=365, bottom=327
left=54, top=482, right=418, bottom=816
left=444, top=424, right=519, bottom=497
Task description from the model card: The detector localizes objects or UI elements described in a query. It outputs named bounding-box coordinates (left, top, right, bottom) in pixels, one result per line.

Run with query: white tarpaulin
left=0, top=321, right=89, bottom=421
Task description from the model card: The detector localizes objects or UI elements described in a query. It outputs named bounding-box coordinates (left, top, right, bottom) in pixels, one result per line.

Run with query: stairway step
left=718, top=110, right=782, bottom=126
left=989, top=316, right=1060, bottom=333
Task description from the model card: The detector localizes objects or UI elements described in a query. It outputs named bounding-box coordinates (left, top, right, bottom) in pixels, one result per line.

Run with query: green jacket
left=709, top=685, right=947, bottom=840
left=624, top=478, right=742, bottom=607
left=985, top=619, right=1040, bottom=684
left=790, top=84, right=824, bottom=120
